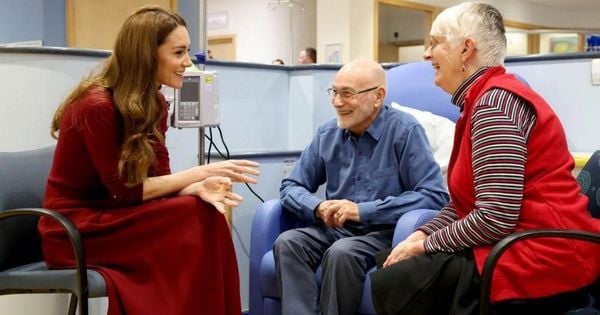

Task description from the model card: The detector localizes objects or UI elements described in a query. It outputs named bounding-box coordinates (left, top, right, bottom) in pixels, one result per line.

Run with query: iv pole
left=198, top=0, right=207, bottom=166
left=198, top=0, right=235, bottom=228
left=267, top=0, right=305, bottom=64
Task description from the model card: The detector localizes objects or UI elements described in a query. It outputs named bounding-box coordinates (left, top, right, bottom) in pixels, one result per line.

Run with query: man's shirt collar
left=343, top=105, right=387, bottom=141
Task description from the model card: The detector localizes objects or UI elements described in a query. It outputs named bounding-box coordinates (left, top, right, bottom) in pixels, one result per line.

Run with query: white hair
left=431, top=2, right=506, bottom=66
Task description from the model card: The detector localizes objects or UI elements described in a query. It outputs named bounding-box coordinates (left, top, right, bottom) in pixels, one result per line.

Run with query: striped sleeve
left=418, top=201, right=459, bottom=234
left=423, top=88, right=537, bottom=253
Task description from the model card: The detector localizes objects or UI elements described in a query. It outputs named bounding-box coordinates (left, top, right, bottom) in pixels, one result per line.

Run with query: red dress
left=38, top=87, right=241, bottom=315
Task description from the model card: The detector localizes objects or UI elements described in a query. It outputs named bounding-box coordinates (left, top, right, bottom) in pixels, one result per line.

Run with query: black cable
left=209, top=126, right=265, bottom=203
left=206, top=128, right=213, bottom=164
left=216, top=126, right=231, bottom=159
left=244, top=180, right=265, bottom=202
left=201, top=126, right=264, bottom=259
left=204, top=132, right=227, bottom=161
left=217, top=126, right=264, bottom=202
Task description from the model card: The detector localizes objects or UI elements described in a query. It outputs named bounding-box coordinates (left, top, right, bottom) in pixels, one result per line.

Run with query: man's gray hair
left=431, top=2, right=506, bottom=66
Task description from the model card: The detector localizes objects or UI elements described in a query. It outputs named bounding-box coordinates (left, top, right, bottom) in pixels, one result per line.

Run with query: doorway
left=208, top=34, right=236, bottom=61
left=375, top=0, right=438, bottom=63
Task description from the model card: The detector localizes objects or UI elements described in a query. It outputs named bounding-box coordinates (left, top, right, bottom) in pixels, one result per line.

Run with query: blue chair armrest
left=392, top=209, right=439, bottom=245
left=250, top=200, right=305, bottom=265
left=249, top=199, right=306, bottom=315
left=358, top=208, right=439, bottom=314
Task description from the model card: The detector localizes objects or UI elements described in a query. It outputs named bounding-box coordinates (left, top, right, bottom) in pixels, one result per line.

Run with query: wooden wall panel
left=67, top=0, right=176, bottom=49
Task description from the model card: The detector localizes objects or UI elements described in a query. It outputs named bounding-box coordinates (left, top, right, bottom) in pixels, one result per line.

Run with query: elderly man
left=274, top=59, right=449, bottom=315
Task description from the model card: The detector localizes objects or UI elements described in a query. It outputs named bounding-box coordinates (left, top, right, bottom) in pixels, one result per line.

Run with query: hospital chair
left=0, top=146, right=106, bottom=315
left=480, top=150, right=600, bottom=315
left=248, top=61, right=458, bottom=315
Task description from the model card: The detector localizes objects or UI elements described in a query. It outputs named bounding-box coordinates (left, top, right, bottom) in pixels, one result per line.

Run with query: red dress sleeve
left=76, top=89, right=144, bottom=206
left=45, top=88, right=173, bottom=209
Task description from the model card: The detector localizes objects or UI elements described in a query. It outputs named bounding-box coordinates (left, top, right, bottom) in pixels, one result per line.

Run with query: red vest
left=448, top=66, right=600, bottom=302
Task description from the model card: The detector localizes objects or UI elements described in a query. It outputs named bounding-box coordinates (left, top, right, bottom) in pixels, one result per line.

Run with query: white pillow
left=390, top=102, right=455, bottom=181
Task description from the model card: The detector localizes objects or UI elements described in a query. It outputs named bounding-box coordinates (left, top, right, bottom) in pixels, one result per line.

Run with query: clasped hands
left=315, top=199, right=361, bottom=227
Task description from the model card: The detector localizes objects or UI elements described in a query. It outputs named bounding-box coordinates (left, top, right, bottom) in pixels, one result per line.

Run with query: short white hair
left=431, top=2, right=506, bottom=67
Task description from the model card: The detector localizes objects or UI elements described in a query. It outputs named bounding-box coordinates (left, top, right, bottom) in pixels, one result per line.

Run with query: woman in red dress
left=38, top=6, right=259, bottom=315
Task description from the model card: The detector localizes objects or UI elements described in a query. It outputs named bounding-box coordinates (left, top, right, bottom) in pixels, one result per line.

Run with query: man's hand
left=315, top=199, right=360, bottom=227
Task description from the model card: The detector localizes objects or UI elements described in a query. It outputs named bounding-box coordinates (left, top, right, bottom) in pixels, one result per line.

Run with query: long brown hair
left=51, top=6, right=186, bottom=186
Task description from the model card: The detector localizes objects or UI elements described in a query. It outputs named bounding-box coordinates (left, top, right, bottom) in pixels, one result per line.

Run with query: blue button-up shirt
left=280, top=105, right=449, bottom=231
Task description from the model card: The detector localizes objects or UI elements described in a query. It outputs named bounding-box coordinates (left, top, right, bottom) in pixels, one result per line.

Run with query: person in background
left=298, top=47, right=317, bottom=64
left=274, top=59, right=448, bottom=315
left=272, top=58, right=285, bottom=65
left=370, top=3, right=600, bottom=315
left=38, top=6, right=259, bottom=315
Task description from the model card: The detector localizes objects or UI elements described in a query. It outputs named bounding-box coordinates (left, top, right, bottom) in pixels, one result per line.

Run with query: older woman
left=369, top=2, right=600, bottom=315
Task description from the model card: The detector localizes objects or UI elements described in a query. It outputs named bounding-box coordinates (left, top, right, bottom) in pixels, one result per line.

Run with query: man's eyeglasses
left=326, top=86, right=379, bottom=101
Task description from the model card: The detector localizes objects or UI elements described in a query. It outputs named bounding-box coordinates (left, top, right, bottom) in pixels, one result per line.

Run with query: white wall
left=507, top=58, right=600, bottom=152
left=0, top=53, right=100, bottom=151
left=506, top=30, right=528, bottom=56
left=398, top=45, right=426, bottom=63
left=316, top=0, right=375, bottom=64
left=316, top=0, right=351, bottom=64
left=348, top=0, right=374, bottom=61
left=207, top=0, right=316, bottom=65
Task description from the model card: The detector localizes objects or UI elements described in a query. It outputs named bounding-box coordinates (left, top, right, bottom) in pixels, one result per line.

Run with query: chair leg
left=79, top=294, right=89, bottom=315
left=67, top=293, right=78, bottom=315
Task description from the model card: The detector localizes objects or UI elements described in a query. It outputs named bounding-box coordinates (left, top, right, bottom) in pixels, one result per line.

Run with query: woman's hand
left=382, top=238, right=426, bottom=267
left=180, top=176, right=243, bottom=214
left=200, top=160, right=260, bottom=184
left=143, top=160, right=258, bottom=202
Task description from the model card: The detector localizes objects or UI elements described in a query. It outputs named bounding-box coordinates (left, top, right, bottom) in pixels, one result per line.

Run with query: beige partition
left=67, top=0, right=177, bottom=49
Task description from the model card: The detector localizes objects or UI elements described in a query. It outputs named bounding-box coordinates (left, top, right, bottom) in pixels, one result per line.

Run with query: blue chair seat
left=0, top=261, right=106, bottom=297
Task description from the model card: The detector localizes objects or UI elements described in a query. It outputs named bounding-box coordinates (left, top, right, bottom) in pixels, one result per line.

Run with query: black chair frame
left=0, top=208, right=89, bottom=315
left=480, top=229, right=600, bottom=314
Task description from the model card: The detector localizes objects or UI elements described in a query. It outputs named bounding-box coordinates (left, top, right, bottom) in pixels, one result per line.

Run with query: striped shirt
left=419, top=67, right=537, bottom=253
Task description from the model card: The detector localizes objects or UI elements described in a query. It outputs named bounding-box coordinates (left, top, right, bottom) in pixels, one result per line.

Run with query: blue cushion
left=385, top=62, right=459, bottom=122
left=260, top=251, right=280, bottom=299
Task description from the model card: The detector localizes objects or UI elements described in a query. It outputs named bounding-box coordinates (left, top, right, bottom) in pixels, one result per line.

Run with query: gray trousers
left=273, top=225, right=393, bottom=315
